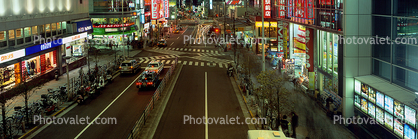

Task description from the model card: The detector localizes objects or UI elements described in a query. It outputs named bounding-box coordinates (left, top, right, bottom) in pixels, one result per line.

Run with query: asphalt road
left=153, top=26, right=249, bottom=139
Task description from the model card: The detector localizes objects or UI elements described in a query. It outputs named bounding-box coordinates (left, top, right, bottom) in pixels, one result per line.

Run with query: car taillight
left=147, top=82, right=153, bottom=85
left=119, top=66, right=121, bottom=69
left=130, top=66, right=133, bottom=69
left=136, top=82, right=140, bottom=85
left=139, top=82, right=142, bottom=85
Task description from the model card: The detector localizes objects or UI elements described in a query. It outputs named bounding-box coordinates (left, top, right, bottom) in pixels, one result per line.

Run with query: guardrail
left=126, top=57, right=178, bottom=139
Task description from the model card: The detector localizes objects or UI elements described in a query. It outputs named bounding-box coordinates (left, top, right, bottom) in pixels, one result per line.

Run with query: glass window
left=372, top=43, right=391, bottom=62
left=24, top=27, right=31, bottom=37
left=393, top=66, right=418, bottom=91
left=32, top=26, right=38, bottom=35
left=39, top=25, right=45, bottom=33
left=394, top=17, right=418, bottom=39
left=394, top=0, right=418, bottom=17
left=321, top=31, right=327, bottom=71
left=372, top=0, right=391, bottom=15
left=51, top=23, right=57, bottom=31
left=327, top=32, right=333, bottom=74
left=16, top=28, right=23, bottom=38
left=62, top=22, right=67, bottom=29
left=393, top=43, right=418, bottom=71
left=9, top=30, right=15, bottom=40
left=333, top=34, right=338, bottom=74
left=373, top=59, right=391, bottom=81
left=372, top=16, right=392, bottom=38
left=45, top=24, right=51, bottom=33
left=57, top=22, right=61, bottom=29
left=0, top=31, right=5, bottom=41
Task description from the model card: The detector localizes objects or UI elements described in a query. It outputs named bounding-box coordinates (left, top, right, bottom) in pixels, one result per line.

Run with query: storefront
left=0, top=49, right=25, bottom=91
left=255, top=21, right=277, bottom=54
left=353, top=79, right=417, bottom=139
left=61, top=32, right=88, bottom=63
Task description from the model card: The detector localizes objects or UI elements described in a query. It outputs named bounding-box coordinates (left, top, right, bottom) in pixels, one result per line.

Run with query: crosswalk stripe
left=210, top=50, right=214, bottom=53
left=201, top=62, right=204, bottom=66
left=180, top=48, right=183, bottom=51
left=161, top=60, right=165, bottom=63
left=215, top=51, right=219, bottom=54
left=189, top=61, right=193, bottom=65
left=176, top=48, right=179, bottom=50
left=195, top=62, right=199, bottom=66
left=193, top=49, right=196, bottom=52
left=197, top=49, right=200, bottom=52
left=166, top=60, right=171, bottom=64
left=189, top=49, right=192, bottom=51
left=219, top=63, right=224, bottom=68
left=178, top=60, right=181, bottom=64
left=171, top=60, right=176, bottom=64
left=183, top=61, right=187, bottom=65
left=143, top=60, right=149, bottom=64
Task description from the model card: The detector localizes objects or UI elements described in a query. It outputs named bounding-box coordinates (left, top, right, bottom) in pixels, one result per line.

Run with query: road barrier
left=126, top=57, right=178, bottom=139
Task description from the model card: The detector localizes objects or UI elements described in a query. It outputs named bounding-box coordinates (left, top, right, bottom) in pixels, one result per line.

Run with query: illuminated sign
left=264, top=0, right=271, bottom=18
left=255, top=22, right=277, bottom=27
left=141, top=14, right=145, bottom=24
left=26, top=40, right=62, bottom=56
left=164, top=0, right=169, bottom=18
left=62, top=32, right=88, bottom=44
left=151, top=0, right=158, bottom=19
left=105, top=28, right=119, bottom=32
left=76, top=20, right=93, bottom=33
left=0, top=49, right=25, bottom=64
left=145, top=12, right=151, bottom=16
left=92, top=22, right=135, bottom=28
left=210, top=0, right=212, bottom=9
left=278, top=0, right=285, bottom=18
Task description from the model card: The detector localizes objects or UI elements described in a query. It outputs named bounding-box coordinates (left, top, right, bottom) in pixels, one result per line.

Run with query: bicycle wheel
left=6, top=118, right=17, bottom=137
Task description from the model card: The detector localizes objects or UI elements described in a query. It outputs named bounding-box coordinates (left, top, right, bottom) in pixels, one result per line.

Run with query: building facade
left=0, top=0, right=90, bottom=94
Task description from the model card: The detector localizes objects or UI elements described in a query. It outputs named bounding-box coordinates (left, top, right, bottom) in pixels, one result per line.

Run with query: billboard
left=164, top=0, right=169, bottom=18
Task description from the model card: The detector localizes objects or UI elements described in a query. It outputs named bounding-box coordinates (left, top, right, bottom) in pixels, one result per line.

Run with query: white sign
left=62, top=32, right=88, bottom=44
left=65, top=44, right=72, bottom=57
left=0, top=49, right=25, bottom=64
left=144, top=23, right=150, bottom=29
left=105, top=28, right=119, bottom=32
left=151, top=0, right=158, bottom=19
left=210, top=0, right=213, bottom=9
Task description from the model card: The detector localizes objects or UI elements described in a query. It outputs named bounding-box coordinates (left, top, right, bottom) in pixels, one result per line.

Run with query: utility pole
left=223, top=2, right=226, bottom=51
left=122, top=0, right=125, bottom=57
left=261, top=0, right=265, bottom=71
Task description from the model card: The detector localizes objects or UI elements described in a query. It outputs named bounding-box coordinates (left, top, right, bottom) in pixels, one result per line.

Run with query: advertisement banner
left=306, top=28, right=314, bottom=72
left=283, top=23, right=288, bottom=59
left=159, top=1, right=164, bottom=19
left=308, top=72, right=315, bottom=90
left=145, top=0, right=151, bottom=5
left=66, top=45, right=72, bottom=57
left=14, top=63, right=20, bottom=84
left=0, top=49, right=25, bottom=64
left=151, top=0, right=158, bottom=19
left=287, top=0, right=292, bottom=18
left=307, top=0, right=314, bottom=19
left=264, top=0, right=271, bottom=18
left=293, top=25, right=306, bottom=52
left=277, top=21, right=283, bottom=52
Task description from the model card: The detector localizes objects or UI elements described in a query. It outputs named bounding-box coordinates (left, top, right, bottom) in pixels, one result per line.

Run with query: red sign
left=145, top=0, right=151, bottom=5
left=319, top=0, right=332, bottom=5
left=159, top=2, right=164, bottom=19
left=278, top=0, right=285, bottom=18
left=151, top=0, right=158, bottom=19
left=306, top=28, right=314, bottom=72
left=264, top=0, right=271, bottom=18
left=92, top=22, right=135, bottom=28
left=307, top=0, right=315, bottom=19
left=164, top=0, right=169, bottom=18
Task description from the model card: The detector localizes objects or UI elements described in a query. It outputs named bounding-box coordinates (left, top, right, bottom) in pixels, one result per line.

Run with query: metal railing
left=126, top=57, right=178, bottom=139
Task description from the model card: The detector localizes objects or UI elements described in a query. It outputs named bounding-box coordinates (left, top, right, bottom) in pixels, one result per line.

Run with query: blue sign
left=26, top=40, right=62, bottom=56
left=76, top=20, right=93, bottom=33
left=141, top=14, right=145, bottom=24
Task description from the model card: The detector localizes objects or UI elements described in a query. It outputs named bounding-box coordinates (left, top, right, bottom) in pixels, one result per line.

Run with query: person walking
left=280, top=115, right=290, bottom=137
left=290, top=112, right=298, bottom=138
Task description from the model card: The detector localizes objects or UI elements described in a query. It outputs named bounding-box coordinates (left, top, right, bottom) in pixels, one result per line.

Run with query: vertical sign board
left=283, top=22, right=288, bottom=59
left=14, top=63, right=20, bottom=84
left=264, top=0, right=271, bottom=18
left=278, top=0, right=285, bottom=18
left=151, top=0, right=158, bottom=19
left=306, top=28, right=315, bottom=90
left=210, top=0, right=213, bottom=9
left=287, top=0, right=292, bottom=18
left=277, top=21, right=284, bottom=52
left=164, top=0, right=169, bottom=18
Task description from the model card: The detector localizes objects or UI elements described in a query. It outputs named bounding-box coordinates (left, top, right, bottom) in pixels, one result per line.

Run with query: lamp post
left=262, top=0, right=265, bottom=72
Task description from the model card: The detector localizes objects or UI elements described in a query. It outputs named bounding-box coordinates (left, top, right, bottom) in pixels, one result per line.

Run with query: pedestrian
left=280, top=115, right=290, bottom=137
left=326, top=96, right=333, bottom=116
left=290, top=112, right=298, bottom=138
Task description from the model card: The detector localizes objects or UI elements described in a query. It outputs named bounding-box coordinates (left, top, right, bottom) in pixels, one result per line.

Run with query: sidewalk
left=224, top=48, right=358, bottom=139
left=4, top=47, right=142, bottom=118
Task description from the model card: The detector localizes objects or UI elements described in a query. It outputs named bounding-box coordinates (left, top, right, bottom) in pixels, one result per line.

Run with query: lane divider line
left=205, top=72, right=208, bottom=139
left=74, top=74, right=142, bottom=139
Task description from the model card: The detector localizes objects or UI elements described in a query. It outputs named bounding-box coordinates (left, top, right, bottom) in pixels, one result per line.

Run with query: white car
left=119, top=60, right=141, bottom=74
left=145, top=61, right=164, bottom=74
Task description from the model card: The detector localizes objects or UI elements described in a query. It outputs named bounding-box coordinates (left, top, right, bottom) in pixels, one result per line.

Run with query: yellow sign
left=294, top=38, right=306, bottom=51
left=237, top=27, right=245, bottom=31
left=14, top=63, right=20, bottom=84
left=309, top=72, right=315, bottom=90
left=255, top=22, right=277, bottom=27
left=283, top=28, right=288, bottom=59
left=152, top=20, right=156, bottom=25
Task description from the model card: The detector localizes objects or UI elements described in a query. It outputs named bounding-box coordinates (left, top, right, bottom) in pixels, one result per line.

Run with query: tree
left=254, top=70, right=294, bottom=130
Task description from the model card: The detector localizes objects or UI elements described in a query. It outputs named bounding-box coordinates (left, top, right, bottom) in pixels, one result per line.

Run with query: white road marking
left=171, top=60, right=176, bottom=64
left=210, top=50, right=214, bottom=53
left=195, top=62, right=199, bottom=66
left=183, top=61, right=187, bottom=65
left=74, top=73, right=141, bottom=139
left=193, top=49, right=196, bottom=51
left=219, top=63, right=224, bottom=68
left=189, top=61, right=193, bottom=65
left=176, top=48, right=179, bottom=50
left=177, top=37, right=180, bottom=39
left=201, top=62, right=204, bottom=66
left=205, top=72, right=208, bottom=139
left=166, top=60, right=171, bottom=64
left=197, top=49, right=200, bottom=52
left=215, top=51, right=219, bottom=54
left=178, top=60, right=182, bottom=64
left=170, top=42, right=174, bottom=46
left=161, top=60, right=166, bottom=63
left=180, top=48, right=184, bottom=51
left=188, top=49, right=192, bottom=51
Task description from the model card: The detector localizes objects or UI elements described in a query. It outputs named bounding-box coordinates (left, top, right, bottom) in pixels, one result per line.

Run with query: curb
left=18, top=101, right=77, bottom=139
left=233, top=74, right=256, bottom=119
